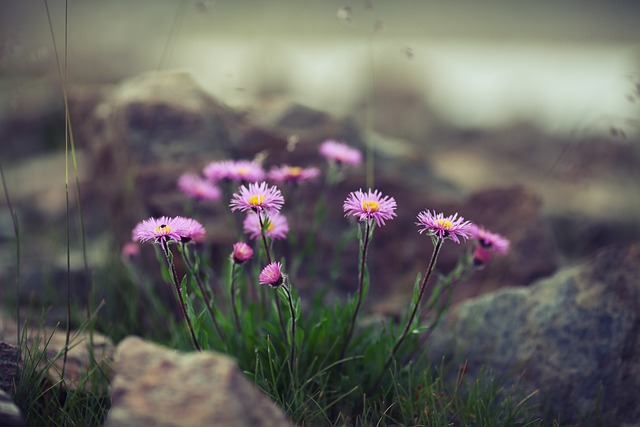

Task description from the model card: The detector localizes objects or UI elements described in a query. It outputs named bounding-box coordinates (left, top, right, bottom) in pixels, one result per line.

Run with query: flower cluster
left=132, top=216, right=205, bottom=244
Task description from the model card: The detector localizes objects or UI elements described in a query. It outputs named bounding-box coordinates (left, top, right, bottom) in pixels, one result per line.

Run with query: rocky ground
left=1, top=70, right=639, bottom=425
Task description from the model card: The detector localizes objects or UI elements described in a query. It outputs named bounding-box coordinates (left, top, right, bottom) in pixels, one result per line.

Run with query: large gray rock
left=105, top=336, right=295, bottom=427
left=427, top=244, right=640, bottom=425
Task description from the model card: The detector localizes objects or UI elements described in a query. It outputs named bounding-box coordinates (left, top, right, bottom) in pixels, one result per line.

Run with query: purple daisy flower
left=132, top=216, right=206, bottom=244
left=243, top=212, right=289, bottom=240
left=319, top=140, right=362, bottom=166
left=228, top=160, right=266, bottom=183
left=230, top=181, right=284, bottom=214
left=469, top=225, right=510, bottom=255
left=259, top=262, right=284, bottom=288
left=177, top=173, right=222, bottom=202
left=416, top=210, right=472, bottom=244
left=231, top=242, right=254, bottom=264
left=343, top=188, right=397, bottom=227
left=179, top=217, right=207, bottom=243
left=268, top=165, right=320, bottom=186
left=203, top=160, right=235, bottom=182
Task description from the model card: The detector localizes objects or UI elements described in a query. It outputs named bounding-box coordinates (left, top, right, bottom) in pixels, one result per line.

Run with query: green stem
left=283, top=284, right=297, bottom=376
left=162, top=242, right=201, bottom=351
left=340, top=219, right=372, bottom=358
left=180, top=244, right=225, bottom=343
left=229, top=263, right=242, bottom=333
left=371, top=238, right=444, bottom=392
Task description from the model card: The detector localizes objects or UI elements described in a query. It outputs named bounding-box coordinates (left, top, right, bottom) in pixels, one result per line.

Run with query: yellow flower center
left=154, top=224, right=172, bottom=234
left=289, top=166, right=302, bottom=177
left=249, top=195, right=265, bottom=206
left=361, top=200, right=380, bottom=212
left=437, top=219, right=453, bottom=229
left=237, top=167, right=249, bottom=176
left=266, top=222, right=275, bottom=232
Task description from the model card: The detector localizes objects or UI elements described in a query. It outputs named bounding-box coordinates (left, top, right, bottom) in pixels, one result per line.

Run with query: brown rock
left=0, top=312, right=112, bottom=393
left=105, top=336, right=295, bottom=427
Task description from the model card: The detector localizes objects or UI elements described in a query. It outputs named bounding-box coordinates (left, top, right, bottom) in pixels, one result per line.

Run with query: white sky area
left=183, top=38, right=639, bottom=135
left=2, top=1, right=639, bottom=136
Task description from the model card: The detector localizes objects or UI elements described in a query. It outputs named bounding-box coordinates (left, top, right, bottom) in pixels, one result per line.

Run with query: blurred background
left=1, top=1, right=639, bottom=312
left=2, top=0, right=639, bottom=134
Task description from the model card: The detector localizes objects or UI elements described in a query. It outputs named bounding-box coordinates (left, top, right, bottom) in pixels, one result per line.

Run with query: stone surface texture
left=0, top=388, right=25, bottom=427
left=427, top=243, right=640, bottom=425
left=105, top=336, right=295, bottom=427
left=0, top=313, right=113, bottom=393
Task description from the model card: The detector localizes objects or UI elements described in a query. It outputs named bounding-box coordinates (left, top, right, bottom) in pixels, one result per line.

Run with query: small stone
left=0, top=389, right=24, bottom=427
left=105, top=336, right=295, bottom=427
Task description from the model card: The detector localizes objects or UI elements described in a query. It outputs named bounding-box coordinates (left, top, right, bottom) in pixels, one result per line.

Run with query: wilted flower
left=469, top=225, right=510, bottom=265
left=177, top=173, right=221, bottom=201
left=230, top=181, right=284, bottom=214
left=231, top=242, right=253, bottom=264
left=244, top=211, right=289, bottom=240
left=343, top=188, right=397, bottom=227
left=259, top=262, right=284, bottom=288
left=416, top=210, right=472, bottom=244
left=319, top=140, right=362, bottom=166
left=132, top=216, right=206, bottom=244
left=469, top=225, right=510, bottom=254
left=268, top=165, right=320, bottom=186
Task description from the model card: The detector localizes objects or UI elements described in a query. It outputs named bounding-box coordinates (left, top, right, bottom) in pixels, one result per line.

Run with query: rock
left=75, top=71, right=239, bottom=243
left=105, top=336, right=295, bottom=427
left=427, top=243, right=640, bottom=425
left=0, top=312, right=113, bottom=393
left=0, top=343, right=21, bottom=394
left=445, top=186, right=559, bottom=302
left=0, top=389, right=24, bottom=427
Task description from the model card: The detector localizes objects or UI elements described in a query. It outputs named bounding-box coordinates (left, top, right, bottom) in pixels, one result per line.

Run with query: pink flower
left=319, top=140, right=362, bottom=166
left=230, top=181, right=284, bottom=214
left=132, top=216, right=206, bottom=244
left=268, top=165, right=320, bottom=186
left=469, top=225, right=510, bottom=265
left=469, top=225, right=510, bottom=255
left=177, top=173, right=221, bottom=202
left=416, top=210, right=472, bottom=244
left=231, top=242, right=254, bottom=264
left=343, top=188, right=397, bottom=227
left=243, top=212, right=289, bottom=240
left=259, top=262, right=284, bottom=288
left=203, top=160, right=235, bottom=182
left=228, top=160, right=266, bottom=183
left=121, top=242, right=140, bottom=261
left=179, top=217, right=207, bottom=243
